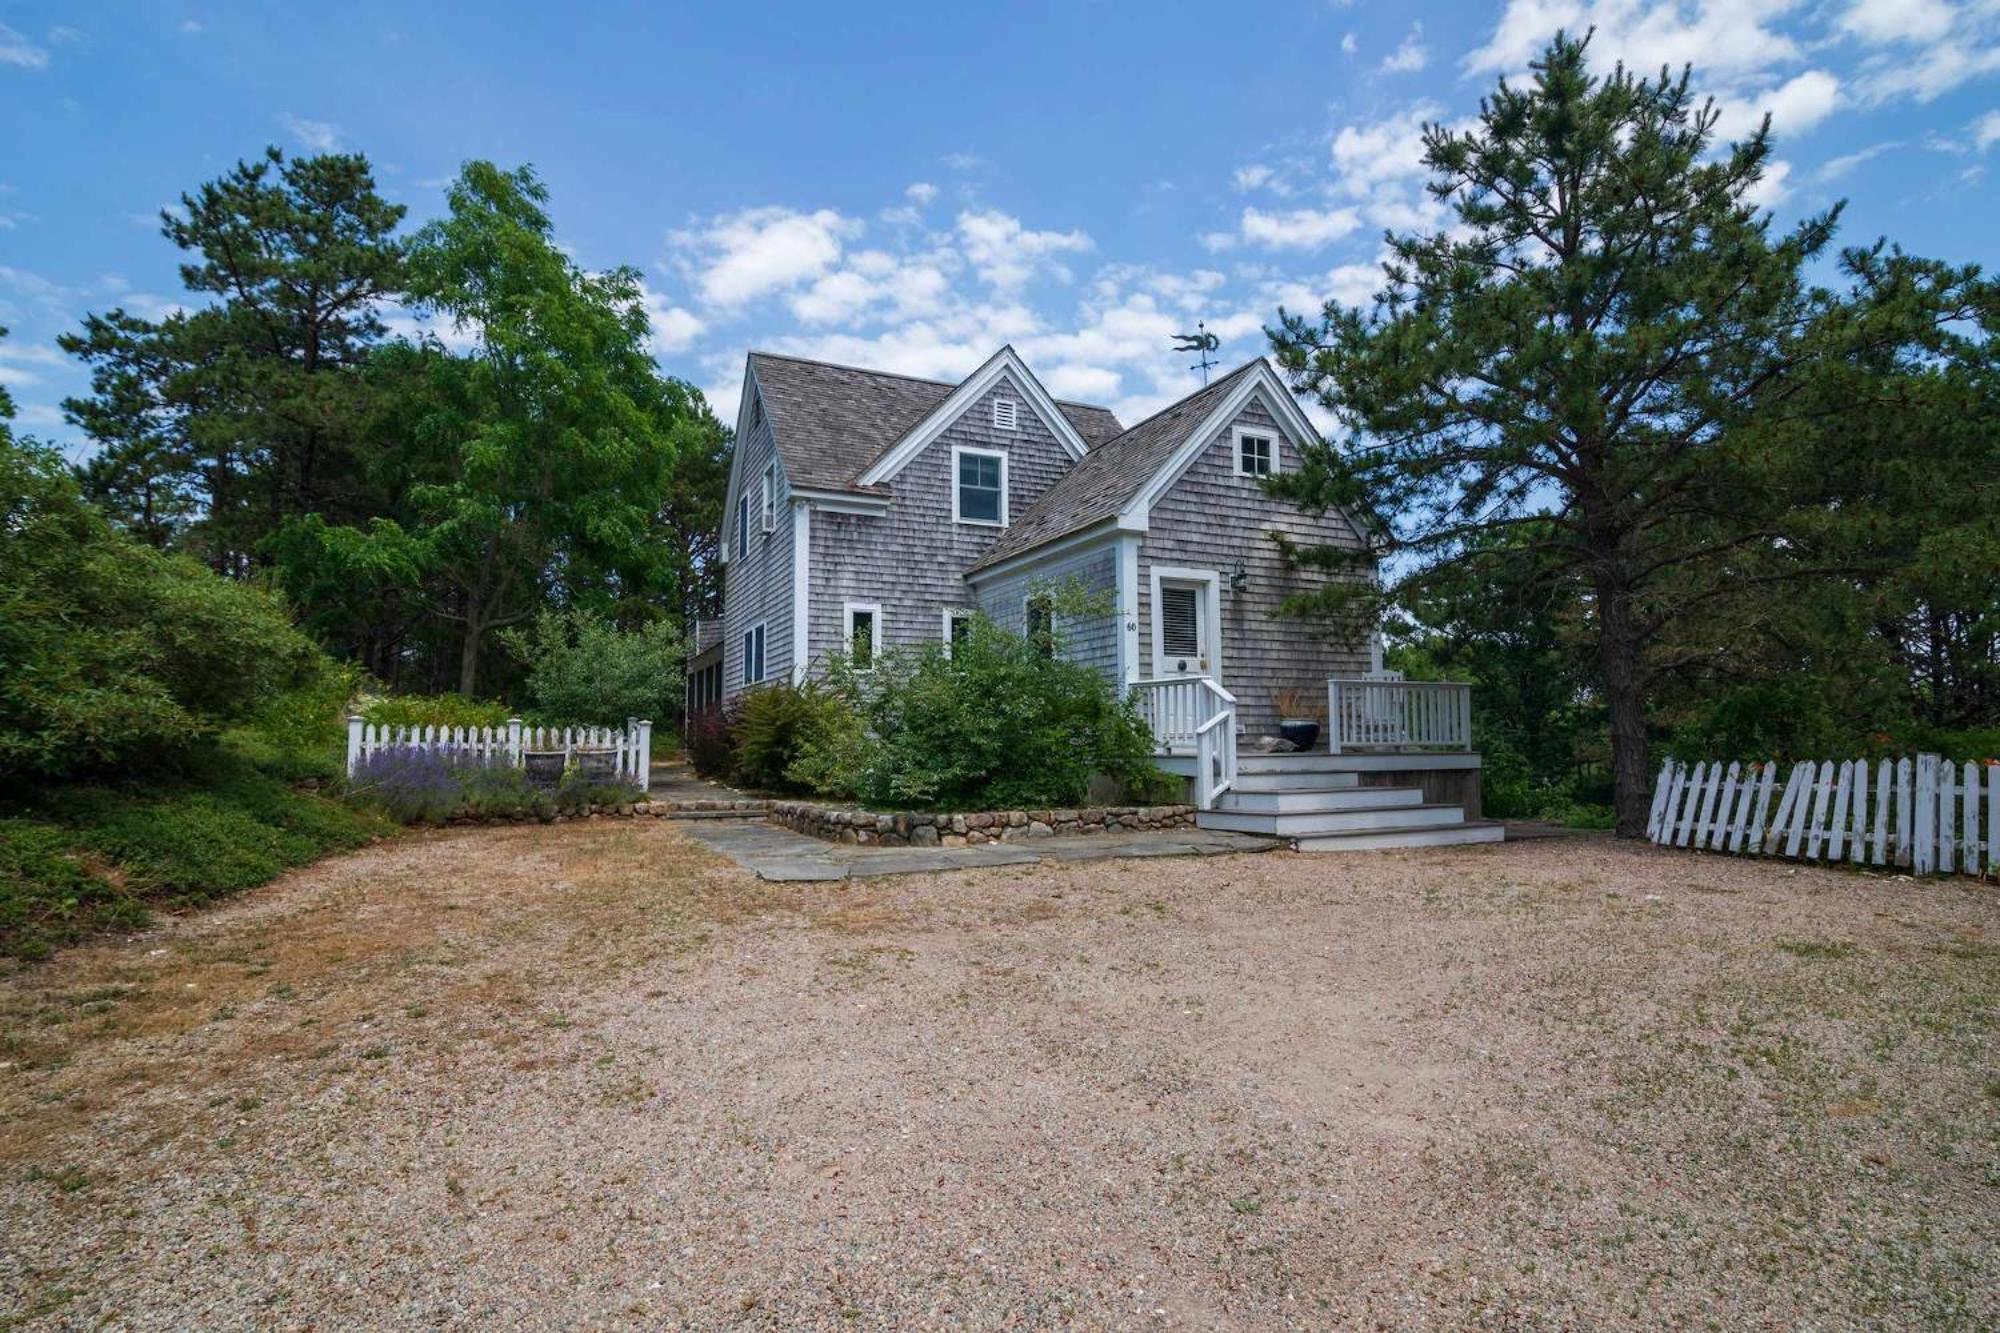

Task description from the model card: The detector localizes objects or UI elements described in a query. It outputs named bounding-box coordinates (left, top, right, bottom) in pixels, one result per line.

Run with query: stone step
left=1212, top=786, right=1424, bottom=815
left=1196, top=802, right=1468, bottom=836
left=1292, top=822, right=1506, bottom=852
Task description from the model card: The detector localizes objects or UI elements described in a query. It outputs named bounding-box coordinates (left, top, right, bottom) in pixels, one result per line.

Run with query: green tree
left=60, top=147, right=407, bottom=568
left=500, top=607, right=684, bottom=726
left=396, top=161, right=708, bottom=694
left=1267, top=34, right=1978, bottom=834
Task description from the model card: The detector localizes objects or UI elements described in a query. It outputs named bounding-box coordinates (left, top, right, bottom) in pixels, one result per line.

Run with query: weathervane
left=1173, top=321, right=1221, bottom=385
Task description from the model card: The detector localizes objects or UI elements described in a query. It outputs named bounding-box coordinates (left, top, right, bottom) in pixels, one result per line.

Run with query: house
left=686, top=345, right=1495, bottom=848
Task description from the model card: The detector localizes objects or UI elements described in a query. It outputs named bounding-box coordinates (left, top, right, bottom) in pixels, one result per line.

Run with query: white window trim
left=741, top=620, right=768, bottom=686
left=735, top=494, right=749, bottom=560
left=991, top=397, right=1018, bottom=431
left=951, top=444, right=1009, bottom=527
left=759, top=462, right=776, bottom=533
left=1147, top=565, right=1223, bottom=682
left=842, top=600, right=882, bottom=670
left=1233, top=424, right=1277, bottom=478
left=941, top=606, right=976, bottom=657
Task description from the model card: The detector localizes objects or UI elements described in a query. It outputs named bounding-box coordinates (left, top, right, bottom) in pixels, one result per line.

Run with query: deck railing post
left=1327, top=680, right=1343, bottom=754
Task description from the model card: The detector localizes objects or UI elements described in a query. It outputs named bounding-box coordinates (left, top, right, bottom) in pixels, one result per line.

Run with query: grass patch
left=1, top=745, right=389, bottom=962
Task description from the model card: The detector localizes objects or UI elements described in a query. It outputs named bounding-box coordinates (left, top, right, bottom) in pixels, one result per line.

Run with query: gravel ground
left=1, top=823, right=1995, bottom=1330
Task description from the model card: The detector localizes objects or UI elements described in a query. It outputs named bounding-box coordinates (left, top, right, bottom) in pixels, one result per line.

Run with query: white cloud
left=956, top=210, right=1092, bottom=289
left=1839, top=0, right=1955, bottom=45
left=1236, top=205, right=1363, bottom=250
left=1977, top=110, right=2000, bottom=150
left=1814, top=140, right=1899, bottom=179
left=1233, top=164, right=1276, bottom=192
left=1340, top=32, right=1358, bottom=55
left=642, top=288, right=705, bottom=354
left=48, top=25, right=83, bottom=44
left=1713, top=68, right=1842, bottom=140
left=672, top=206, right=861, bottom=308
left=279, top=114, right=342, bottom=151
left=1331, top=102, right=1441, bottom=196
left=1380, top=24, right=1429, bottom=74
left=940, top=151, right=983, bottom=171
left=1743, top=158, right=1793, bottom=208
left=0, top=23, right=49, bottom=68
left=181, top=19, right=205, bottom=35
left=904, top=181, right=937, bottom=205
left=1467, top=2, right=1802, bottom=84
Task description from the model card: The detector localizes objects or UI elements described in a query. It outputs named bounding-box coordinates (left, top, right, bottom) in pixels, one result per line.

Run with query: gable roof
left=745, top=351, right=1123, bottom=493
left=969, top=360, right=1265, bottom=571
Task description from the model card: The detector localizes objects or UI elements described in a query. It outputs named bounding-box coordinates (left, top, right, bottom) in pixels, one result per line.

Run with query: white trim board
left=858, top=346, right=1089, bottom=486
left=941, top=606, right=975, bottom=657
left=1147, top=564, right=1222, bottom=682
left=790, top=502, right=810, bottom=684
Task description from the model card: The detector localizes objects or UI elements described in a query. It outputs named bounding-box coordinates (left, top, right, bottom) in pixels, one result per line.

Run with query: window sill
left=955, top=517, right=1006, bottom=528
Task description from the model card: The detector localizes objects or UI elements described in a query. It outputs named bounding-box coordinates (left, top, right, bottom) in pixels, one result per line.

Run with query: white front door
left=1150, top=567, right=1220, bottom=681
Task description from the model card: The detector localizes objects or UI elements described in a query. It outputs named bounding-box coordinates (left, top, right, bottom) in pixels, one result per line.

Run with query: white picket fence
left=345, top=716, right=652, bottom=792
left=1647, top=754, right=1997, bottom=876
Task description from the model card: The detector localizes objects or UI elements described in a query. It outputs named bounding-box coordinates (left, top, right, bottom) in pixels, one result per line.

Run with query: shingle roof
left=969, top=360, right=1264, bottom=571
left=746, top=351, right=1124, bottom=492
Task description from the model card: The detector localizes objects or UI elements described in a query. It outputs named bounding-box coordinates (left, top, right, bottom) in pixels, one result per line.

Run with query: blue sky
left=2, top=1, right=1995, bottom=454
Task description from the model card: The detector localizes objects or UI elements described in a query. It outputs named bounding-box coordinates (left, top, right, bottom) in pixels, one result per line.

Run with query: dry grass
left=1, top=829, right=1996, bottom=1329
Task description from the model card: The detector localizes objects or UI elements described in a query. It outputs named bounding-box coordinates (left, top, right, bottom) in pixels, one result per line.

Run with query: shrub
left=684, top=706, right=734, bottom=778
left=851, top=617, right=1159, bottom=810
left=0, top=437, right=325, bottom=779
left=357, top=693, right=512, bottom=732
left=731, top=681, right=855, bottom=793
left=500, top=607, right=683, bottom=726
left=555, top=773, right=644, bottom=812
left=345, top=746, right=468, bottom=824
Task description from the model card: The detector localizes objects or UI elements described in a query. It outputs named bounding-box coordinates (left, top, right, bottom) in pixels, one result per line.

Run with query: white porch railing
left=345, top=716, right=653, bottom=791
left=1130, top=676, right=1238, bottom=810
left=1327, top=679, right=1471, bottom=753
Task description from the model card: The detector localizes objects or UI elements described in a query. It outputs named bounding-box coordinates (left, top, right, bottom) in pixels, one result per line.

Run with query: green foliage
left=554, top=773, right=645, bottom=813
left=683, top=707, right=734, bottom=779
left=500, top=608, right=683, bottom=726
left=2, top=746, right=385, bottom=960
left=846, top=617, right=1159, bottom=810
left=356, top=693, right=512, bottom=731
left=730, top=681, right=853, bottom=793
left=61, top=147, right=408, bottom=562
left=1, top=435, right=325, bottom=778
left=0, top=820, right=147, bottom=962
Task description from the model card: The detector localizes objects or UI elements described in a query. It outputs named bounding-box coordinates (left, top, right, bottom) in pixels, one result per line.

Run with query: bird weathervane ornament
left=1173, top=321, right=1221, bottom=385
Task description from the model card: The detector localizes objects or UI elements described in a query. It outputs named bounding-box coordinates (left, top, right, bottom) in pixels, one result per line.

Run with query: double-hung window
left=953, top=446, right=1007, bottom=526
left=741, top=623, right=766, bottom=685
left=1236, top=431, right=1274, bottom=478
left=942, top=608, right=976, bottom=657
left=843, top=602, right=881, bottom=670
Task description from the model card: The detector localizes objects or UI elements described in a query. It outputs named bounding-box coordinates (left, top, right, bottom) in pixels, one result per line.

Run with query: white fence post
left=635, top=719, right=653, bottom=792
left=346, top=716, right=364, bottom=776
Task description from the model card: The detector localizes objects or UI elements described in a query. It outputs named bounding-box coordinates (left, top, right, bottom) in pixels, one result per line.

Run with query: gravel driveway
left=2, top=823, right=1994, bottom=1329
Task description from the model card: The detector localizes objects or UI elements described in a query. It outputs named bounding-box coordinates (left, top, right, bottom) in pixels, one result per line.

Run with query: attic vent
left=991, top=398, right=1018, bottom=432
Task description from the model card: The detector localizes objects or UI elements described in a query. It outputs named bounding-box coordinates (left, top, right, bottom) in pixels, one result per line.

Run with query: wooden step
left=1212, top=786, right=1424, bottom=815
left=1235, top=753, right=1371, bottom=775
left=1292, top=822, right=1505, bottom=852
left=1197, top=802, right=1468, bottom=836
left=1230, top=769, right=1363, bottom=792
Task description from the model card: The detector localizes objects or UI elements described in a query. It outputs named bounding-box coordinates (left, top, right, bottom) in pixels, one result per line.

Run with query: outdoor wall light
left=1229, top=560, right=1248, bottom=594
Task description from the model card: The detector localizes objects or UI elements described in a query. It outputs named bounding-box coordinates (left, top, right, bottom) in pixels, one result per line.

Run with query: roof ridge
left=1088, top=358, right=1263, bottom=449
left=745, top=348, right=1116, bottom=413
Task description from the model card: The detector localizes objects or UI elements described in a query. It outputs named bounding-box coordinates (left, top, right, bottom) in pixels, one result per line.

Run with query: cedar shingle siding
left=807, top=373, right=1080, bottom=665
left=1137, top=397, right=1370, bottom=736
left=719, top=380, right=794, bottom=692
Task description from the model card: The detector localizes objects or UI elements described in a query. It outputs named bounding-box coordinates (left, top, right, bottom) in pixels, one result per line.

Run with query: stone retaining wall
left=436, top=798, right=770, bottom=827
left=768, top=801, right=1197, bottom=847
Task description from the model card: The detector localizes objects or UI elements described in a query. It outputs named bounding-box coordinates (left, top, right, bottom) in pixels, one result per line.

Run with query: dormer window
left=991, top=398, right=1018, bottom=432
